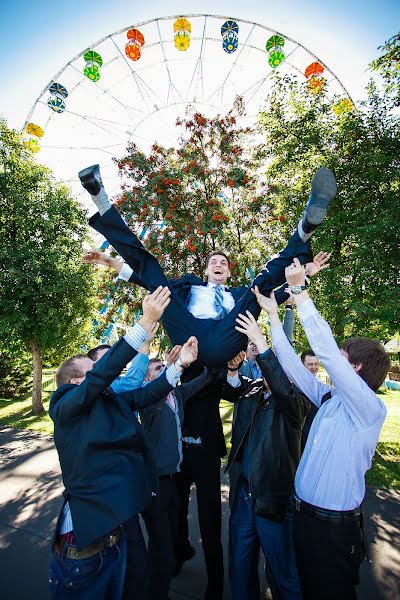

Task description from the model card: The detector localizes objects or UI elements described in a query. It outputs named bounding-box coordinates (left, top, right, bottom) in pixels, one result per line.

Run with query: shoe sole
left=78, top=164, right=100, bottom=180
left=306, top=167, right=337, bottom=226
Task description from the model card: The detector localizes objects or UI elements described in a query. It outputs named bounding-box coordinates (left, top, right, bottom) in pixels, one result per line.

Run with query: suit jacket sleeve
left=257, top=349, right=308, bottom=425
left=174, top=368, right=217, bottom=406
left=50, top=338, right=137, bottom=424
left=220, top=372, right=253, bottom=403
left=117, top=370, right=174, bottom=410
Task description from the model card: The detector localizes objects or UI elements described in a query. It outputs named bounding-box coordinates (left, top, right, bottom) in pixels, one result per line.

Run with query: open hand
left=305, top=252, right=331, bottom=278
left=285, top=258, right=306, bottom=286
left=235, top=311, right=268, bottom=353
left=83, top=250, right=123, bottom=273
left=141, top=286, right=171, bottom=329
left=165, top=345, right=182, bottom=368
left=180, top=336, right=198, bottom=367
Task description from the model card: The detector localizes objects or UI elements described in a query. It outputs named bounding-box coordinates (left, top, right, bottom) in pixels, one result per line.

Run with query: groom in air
left=79, top=164, right=336, bottom=367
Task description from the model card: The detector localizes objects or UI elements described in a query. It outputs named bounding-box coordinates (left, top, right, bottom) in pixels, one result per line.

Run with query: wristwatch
left=290, top=285, right=307, bottom=295
left=176, top=355, right=189, bottom=370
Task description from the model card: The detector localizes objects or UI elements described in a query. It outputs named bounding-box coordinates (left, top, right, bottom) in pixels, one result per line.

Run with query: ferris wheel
left=24, top=14, right=352, bottom=205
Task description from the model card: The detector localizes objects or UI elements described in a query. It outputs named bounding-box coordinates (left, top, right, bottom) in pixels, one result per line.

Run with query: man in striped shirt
left=247, top=259, right=390, bottom=600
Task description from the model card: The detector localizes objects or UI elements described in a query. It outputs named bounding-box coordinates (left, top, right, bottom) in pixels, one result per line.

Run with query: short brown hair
left=56, top=355, right=90, bottom=388
left=341, top=337, right=390, bottom=391
left=206, top=251, right=231, bottom=268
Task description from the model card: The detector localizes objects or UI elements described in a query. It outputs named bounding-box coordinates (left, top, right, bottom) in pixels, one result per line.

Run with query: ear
left=351, top=362, right=362, bottom=374
left=70, top=377, right=80, bottom=385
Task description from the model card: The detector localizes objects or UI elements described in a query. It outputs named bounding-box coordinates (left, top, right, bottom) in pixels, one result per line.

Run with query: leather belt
left=55, top=527, right=122, bottom=560
left=294, top=496, right=361, bottom=524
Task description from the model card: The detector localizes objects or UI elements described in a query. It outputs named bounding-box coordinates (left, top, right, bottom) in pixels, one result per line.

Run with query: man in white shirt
left=245, top=259, right=390, bottom=600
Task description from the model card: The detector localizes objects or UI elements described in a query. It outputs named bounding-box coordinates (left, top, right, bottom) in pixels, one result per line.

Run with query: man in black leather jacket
left=224, top=312, right=309, bottom=600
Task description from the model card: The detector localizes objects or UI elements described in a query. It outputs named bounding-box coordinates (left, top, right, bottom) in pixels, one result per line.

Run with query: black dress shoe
left=173, top=544, right=196, bottom=577
left=78, top=164, right=103, bottom=195
left=301, top=167, right=337, bottom=233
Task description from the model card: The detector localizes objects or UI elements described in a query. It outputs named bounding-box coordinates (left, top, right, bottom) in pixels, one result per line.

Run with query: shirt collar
left=207, top=282, right=225, bottom=290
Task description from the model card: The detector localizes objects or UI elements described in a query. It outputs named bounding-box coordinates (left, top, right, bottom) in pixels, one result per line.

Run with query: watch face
left=291, top=285, right=303, bottom=295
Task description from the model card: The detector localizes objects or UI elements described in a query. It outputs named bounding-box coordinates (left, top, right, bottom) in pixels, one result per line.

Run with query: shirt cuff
left=123, top=323, right=149, bottom=351
left=165, top=362, right=181, bottom=387
left=297, top=297, right=318, bottom=321
left=227, top=372, right=241, bottom=388
left=118, top=262, right=134, bottom=282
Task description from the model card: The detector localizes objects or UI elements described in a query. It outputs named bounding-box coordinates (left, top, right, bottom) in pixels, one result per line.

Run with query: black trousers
left=123, top=478, right=180, bottom=600
left=175, top=444, right=224, bottom=600
left=90, top=206, right=312, bottom=367
left=293, top=509, right=364, bottom=600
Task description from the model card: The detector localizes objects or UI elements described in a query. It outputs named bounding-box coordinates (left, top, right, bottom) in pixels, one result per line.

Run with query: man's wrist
left=138, top=318, right=156, bottom=333
left=293, top=289, right=310, bottom=307
left=176, top=355, right=189, bottom=370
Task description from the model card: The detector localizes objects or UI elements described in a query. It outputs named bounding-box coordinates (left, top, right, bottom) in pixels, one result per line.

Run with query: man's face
left=303, top=355, right=320, bottom=375
left=145, top=360, right=165, bottom=382
left=71, top=357, right=94, bottom=385
left=205, top=254, right=231, bottom=285
left=247, top=341, right=259, bottom=360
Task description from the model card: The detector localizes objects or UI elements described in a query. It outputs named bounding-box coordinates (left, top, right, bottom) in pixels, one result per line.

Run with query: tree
left=97, top=99, right=287, bottom=325
left=258, top=73, right=400, bottom=343
left=370, top=32, right=400, bottom=107
left=0, top=120, right=99, bottom=414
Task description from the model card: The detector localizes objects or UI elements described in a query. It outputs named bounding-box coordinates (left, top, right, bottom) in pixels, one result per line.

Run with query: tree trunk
left=30, top=339, right=44, bottom=415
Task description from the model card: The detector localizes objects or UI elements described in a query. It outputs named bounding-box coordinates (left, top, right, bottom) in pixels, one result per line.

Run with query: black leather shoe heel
left=78, top=164, right=103, bottom=195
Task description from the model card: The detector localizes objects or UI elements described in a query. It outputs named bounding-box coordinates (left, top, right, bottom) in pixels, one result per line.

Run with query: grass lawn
left=1, top=374, right=399, bottom=489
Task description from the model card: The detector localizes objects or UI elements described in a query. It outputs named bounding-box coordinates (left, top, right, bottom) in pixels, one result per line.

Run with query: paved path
left=0, top=426, right=399, bottom=599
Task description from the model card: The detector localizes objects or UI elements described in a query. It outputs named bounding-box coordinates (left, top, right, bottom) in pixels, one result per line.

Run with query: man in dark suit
left=79, top=164, right=337, bottom=368
left=48, top=286, right=199, bottom=600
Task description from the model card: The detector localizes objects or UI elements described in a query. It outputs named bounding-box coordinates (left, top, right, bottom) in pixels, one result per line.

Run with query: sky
left=0, top=0, right=398, bottom=199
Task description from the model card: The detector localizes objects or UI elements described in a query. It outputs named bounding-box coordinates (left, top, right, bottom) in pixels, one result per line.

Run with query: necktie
left=214, top=285, right=229, bottom=319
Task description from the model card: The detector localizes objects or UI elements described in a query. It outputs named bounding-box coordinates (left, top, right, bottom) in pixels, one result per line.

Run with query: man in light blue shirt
left=246, top=259, right=390, bottom=600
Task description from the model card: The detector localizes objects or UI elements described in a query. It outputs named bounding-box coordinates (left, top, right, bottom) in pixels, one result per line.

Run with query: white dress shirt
left=270, top=298, right=386, bottom=511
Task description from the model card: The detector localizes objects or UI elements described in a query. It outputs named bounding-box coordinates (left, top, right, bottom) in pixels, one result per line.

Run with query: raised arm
left=251, top=286, right=331, bottom=407
left=51, top=287, right=170, bottom=423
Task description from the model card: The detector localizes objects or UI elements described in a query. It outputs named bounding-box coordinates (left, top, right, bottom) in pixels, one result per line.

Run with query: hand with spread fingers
left=252, top=286, right=279, bottom=316
left=305, top=251, right=331, bottom=278
left=285, top=258, right=307, bottom=287
left=235, top=311, right=268, bottom=354
left=140, top=286, right=171, bottom=331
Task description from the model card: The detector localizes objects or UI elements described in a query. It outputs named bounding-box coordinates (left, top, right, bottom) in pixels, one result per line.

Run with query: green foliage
left=0, top=119, right=100, bottom=367
left=370, top=33, right=400, bottom=107
left=0, top=347, right=32, bottom=398
left=258, top=74, right=400, bottom=343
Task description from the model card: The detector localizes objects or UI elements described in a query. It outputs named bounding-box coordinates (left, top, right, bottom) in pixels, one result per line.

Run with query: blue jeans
left=229, top=479, right=302, bottom=600
left=48, top=534, right=127, bottom=600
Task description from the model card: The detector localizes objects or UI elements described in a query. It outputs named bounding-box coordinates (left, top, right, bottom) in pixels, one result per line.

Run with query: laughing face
left=205, top=254, right=231, bottom=285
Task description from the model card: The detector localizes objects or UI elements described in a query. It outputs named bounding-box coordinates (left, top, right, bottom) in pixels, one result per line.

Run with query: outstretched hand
left=140, top=286, right=171, bottom=330
left=83, top=250, right=123, bottom=273
left=235, top=311, right=268, bottom=353
left=180, top=336, right=198, bottom=367
left=165, top=345, right=182, bottom=368
left=305, top=252, right=331, bottom=278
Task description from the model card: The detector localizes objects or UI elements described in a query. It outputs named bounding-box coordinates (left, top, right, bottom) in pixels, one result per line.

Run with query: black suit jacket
left=49, top=337, right=174, bottom=550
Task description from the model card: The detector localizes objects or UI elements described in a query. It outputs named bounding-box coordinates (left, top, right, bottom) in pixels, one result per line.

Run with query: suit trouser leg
left=142, top=481, right=176, bottom=600
left=123, top=515, right=148, bottom=600
left=293, top=510, right=364, bottom=600
left=176, top=445, right=224, bottom=600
